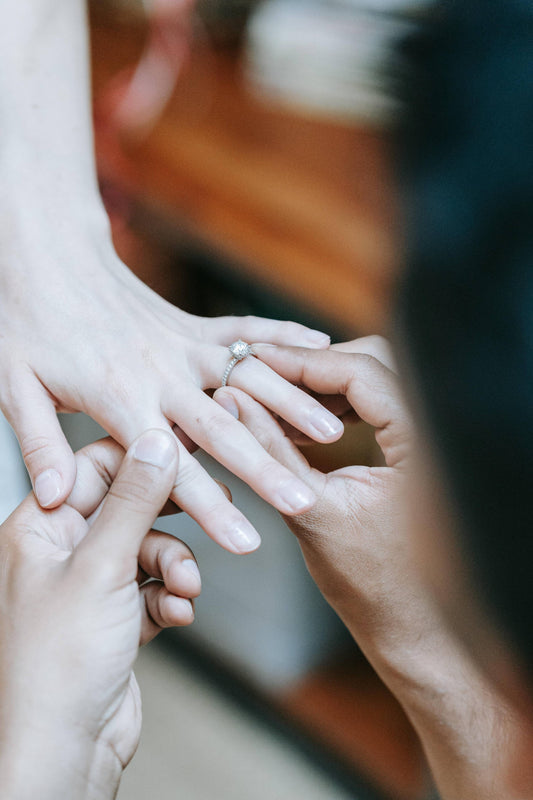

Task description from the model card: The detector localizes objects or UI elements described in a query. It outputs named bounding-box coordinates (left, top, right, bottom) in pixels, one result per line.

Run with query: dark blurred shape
left=397, top=0, right=533, bottom=672
left=197, top=0, right=259, bottom=46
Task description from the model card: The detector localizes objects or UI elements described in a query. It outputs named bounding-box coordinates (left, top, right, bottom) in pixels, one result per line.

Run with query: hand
left=0, top=219, right=344, bottom=553
left=0, top=0, right=342, bottom=551
left=214, top=336, right=418, bottom=653
left=215, top=339, right=533, bottom=800
left=0, top=429, right=199, bottom=800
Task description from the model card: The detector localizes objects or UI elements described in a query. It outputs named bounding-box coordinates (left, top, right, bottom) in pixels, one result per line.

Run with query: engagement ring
left=222, top=340, right=253, bottom=387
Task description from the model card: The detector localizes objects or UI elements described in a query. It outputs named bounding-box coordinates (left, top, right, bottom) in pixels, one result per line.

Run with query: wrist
left=0, top=140, right=108, bottom=232
left=0, top=726, right=122, bottom=800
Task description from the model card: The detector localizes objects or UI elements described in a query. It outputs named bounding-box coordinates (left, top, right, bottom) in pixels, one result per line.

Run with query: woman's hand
left=0, top=217, right=343, bottom=553
left=0, top=430, right=199, bottom=800
left=0, top=0, right=342, bottom=551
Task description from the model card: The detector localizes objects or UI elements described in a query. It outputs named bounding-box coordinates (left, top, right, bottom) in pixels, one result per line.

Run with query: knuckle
left=172, top=538, right=196, bottom=562
left=19, top=433, right=54, bottom=463
left=261, top=459, right=289, bottom=489
left=366, top=334, right=388, bottom=349
left=249, top=424, right=278, bottom=456
left=81, top=448, right=117, bottom=491
left=201, top=502, right=239, bottom=534
left=346, top=353, right=381, bottom=386
left=102, top=369, right=134, bottom=406
left=280, top=320, right=300, bottom=336
left=172, top=458, right=203, bottom=494
left=195, top=410, right=236, bottom=445
left=355, top=352, right=378, bottom=369
left=158, top=537, right=193, bottom=571
left=108, top=472, right=158, bottom=512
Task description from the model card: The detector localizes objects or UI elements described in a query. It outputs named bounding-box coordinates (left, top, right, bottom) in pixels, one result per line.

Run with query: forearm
left=0, top=0, right=107, bottom=229
left=299, top=521, right=531, bottom=798
left=348, top=605, right=532, bottom=799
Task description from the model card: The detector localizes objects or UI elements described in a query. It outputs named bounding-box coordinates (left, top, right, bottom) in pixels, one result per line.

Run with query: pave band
left=222, top=340, right=253, bottom=387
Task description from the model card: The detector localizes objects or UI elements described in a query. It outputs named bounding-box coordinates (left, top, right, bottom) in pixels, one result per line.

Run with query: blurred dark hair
left=396, top=0, right=533, bottom=671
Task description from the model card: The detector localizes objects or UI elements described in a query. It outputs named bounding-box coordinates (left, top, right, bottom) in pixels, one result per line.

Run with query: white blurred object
left=245, top=0, right=434, bottom=125
left=0, top=413, right=29, bottom=522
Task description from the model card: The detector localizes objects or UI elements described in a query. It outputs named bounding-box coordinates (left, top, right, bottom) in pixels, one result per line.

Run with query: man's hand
left=215, top=336, right=416, bottom=650
left=215, top=338, right=533, bottom=800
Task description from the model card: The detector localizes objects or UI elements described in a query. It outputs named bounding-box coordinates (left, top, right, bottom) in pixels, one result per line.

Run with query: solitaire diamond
left=229, top=340, right=252, bottom=360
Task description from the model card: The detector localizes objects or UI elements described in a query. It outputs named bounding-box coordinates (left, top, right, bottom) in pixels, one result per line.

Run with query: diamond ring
left=222, top=340, right=253, bottom=387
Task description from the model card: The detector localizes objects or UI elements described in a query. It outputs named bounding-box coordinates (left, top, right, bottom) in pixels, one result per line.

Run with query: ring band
left=222, top=340, right=253, bottom=387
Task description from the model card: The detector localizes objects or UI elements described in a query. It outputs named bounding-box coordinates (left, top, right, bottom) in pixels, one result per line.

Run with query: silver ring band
left=222, top=340, right=253, bottom=387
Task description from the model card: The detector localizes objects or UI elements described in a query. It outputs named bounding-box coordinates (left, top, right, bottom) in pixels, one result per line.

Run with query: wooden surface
left=280, top=656, right=429, bottom=800
left=90, top=10, right=397, bottom=336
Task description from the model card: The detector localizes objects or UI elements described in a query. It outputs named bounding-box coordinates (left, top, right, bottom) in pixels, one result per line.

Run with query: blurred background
left=0, top=1, right=437, bottom=798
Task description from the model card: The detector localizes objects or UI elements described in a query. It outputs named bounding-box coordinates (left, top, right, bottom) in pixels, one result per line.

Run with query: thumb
left=3, top=374, right=77, bottom=508
left=79, top=429, right=178, bottom=565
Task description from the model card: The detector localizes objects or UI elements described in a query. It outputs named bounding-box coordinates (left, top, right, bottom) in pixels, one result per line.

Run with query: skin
left=215, top=338, right=533, bottom=800
left=0, top=0, right=344, bottom=555
left=4, top=2, right=532, bottom=796
left=0, top=429, right=200, bottom=800
left=1, top=342, right=532, bottom=799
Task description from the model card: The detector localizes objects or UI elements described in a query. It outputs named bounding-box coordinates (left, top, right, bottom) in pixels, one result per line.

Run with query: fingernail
left=174, top=597, right=194, bottom=618
left=217, top=393, right=239, bottom=420
left=226, top=522, right=262, bottom=554
left=305, top=331, right=331, bottom=347
left=305, top=329, right=330, bottom=347
left=182, top=558, right=202, bottom=588
left=308, top=407, right=344, bottom=439
left=132, top=430, right=175, bottom=468
left=275, top=480, right=316, bottom=513
left=34, top=468, right=62, bottom=507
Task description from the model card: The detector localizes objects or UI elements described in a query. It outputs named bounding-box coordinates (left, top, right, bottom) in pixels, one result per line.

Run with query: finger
left=84, top=407, right=248, bottom=552
left=330, top=335, right=397, bottom=373
left=69, top=436, right=231, bottom=523
left=3, top=371, right=77, bottom=508
left=98, top=385, right=311, bottom=548
left=138, top=530, right=201, bottom=598
left=140, top=583, right=195, bottom=645
left=253, top=345, right=411, bottom=467
left=164, top=390, right=317, bottom=516
left=166, top=477, right=232, bottom=513
left=201, top=315, right=330, bottom=349
left=223, top=356, right=344, bottom=443
left=76, top=429, right=178, bottom=568
left=168, top=441, right=262, bottom=554
left=192, top=346, right=344, bottom=443
left=270, top=390, right=356, bottom=443
left=214, top=388, right=318, bottom=487
left=67, top=438, right=126, bottom=517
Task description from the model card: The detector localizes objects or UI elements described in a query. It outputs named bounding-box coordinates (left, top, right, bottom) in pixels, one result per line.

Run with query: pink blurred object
left=112, top=0, right=195, bottom=138
left=94, top=0, right=195, bottom=257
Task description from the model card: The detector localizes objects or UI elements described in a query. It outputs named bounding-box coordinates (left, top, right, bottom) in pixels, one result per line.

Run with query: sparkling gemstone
left=229, top=340, right=251, bottom=359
